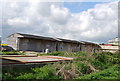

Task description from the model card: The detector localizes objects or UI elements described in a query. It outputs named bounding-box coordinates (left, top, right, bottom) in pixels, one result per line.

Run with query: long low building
left=7, top=33, right=101, bottom=53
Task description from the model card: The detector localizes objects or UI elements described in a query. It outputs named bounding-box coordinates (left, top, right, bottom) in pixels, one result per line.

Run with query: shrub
left=113, top=52, right=120, bottom=58
left=95, top=53, right=109, bottom=64
left=112, top=58, right=120, bottom=64
left=107, top=52, right=120, bottom=64
left=92, top=52, right=120, bottom=65
left=75, top=51, right=87, bottom=57
left=91, top=60, right=104, bottom=70
left=91, top=60, right=112, bottom=70
left=76, top=62, right=92, bottom=74
left=3, top=51, right=120, bottom=80
left=15, top=73, right=34, bottom=79
left=47, top=51, right=64, bottom=56
left=32, top=65, right=54, bottom=79
left=2, top=51, right=24, bottom=55
left=101, top=52, right=113, bottom=55
left=2, top=73, right=13, bottom=80
left=75, top=57, right=87, bottom=61
left=15, top=64, right=61, bottom=80
left=78, top=65, right=120, bottom=79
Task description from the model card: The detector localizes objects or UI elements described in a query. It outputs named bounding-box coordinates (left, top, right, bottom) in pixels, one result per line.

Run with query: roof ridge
left=8, top=33, right=97, bottom=44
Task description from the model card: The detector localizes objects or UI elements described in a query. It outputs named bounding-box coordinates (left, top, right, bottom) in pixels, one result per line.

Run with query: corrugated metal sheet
left=1, top=55, right=73, bottom=65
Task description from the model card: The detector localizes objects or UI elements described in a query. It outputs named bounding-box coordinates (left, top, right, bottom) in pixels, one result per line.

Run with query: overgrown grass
left=47, top=51, right=65, bottom=56
left=15, top=64, right=61, bottom=80
left=77, top=65, right=120, bottom=79
left=2, top=51, right=120, bottom=80
left=2, top=67, right=33, bottom=80
left=2, top=51, right=25, bottom=55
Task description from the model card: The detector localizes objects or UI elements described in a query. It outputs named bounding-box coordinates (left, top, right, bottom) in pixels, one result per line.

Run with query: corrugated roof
left=2, top=55, right=73, bottom=65
left=80, top=41, right=98, bottom=45
left=57, top=38, right=81, bottom=43
left=8, top=33, right=97, bottom=45
left=17, top=33, right=82, bottom=43
left=17, top=33, right=59, bottom=41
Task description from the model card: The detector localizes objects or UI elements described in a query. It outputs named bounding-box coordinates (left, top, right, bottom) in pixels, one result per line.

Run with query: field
left=2, top=51, right=120, bottom=80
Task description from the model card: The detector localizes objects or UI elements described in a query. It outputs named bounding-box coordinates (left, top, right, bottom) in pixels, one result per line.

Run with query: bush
left=15, top=73, right=34, bottom=79
left=76, top=62, right=92, bottom=74
left=33, top=65, right=55, bottom=79
left=93, top=52, right=120, bottom=65
left=112, top=58, right=120, bottom=64
left=113, top=52, right=120, bottom=58
left=75, top=51, right=87, bottom=57
left=3, top=51, right=120, bottom=80
left=75, top=57, right=87, bottom=61
left=15, top=64, right=61, bottom=80
left=78, top=65, right=120, bottom=79
left=2, top=51, right=24, bottom=55
left=91, top=60, right=104, bottom=70
left=95, top=53, right=109, bottom=63
left=91, top=60, right=112, bottom=70
left=47, top=51, right=64, bottom=56
left=101, top=52, right=113, bottom=55
left=2, top=73, right=13, bottom=80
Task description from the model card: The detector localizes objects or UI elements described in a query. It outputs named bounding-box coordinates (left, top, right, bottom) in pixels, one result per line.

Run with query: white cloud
left=2, top=1, right=118, bottom=43
left=7, top=17, right=29, bottom=26
left=50, top=5, right=71, bottom=25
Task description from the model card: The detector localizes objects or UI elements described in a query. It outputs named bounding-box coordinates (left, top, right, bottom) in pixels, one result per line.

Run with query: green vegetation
left=2, top=66, right=33, bottom=80
left=77, top=65, right=120, bottom=79
left=15, top=65, right=61, bottom=80
left=47, top=51, right=65, bottom=56
left=2, top=51, right=120, bottom=80
left=2, top=51, right=25, bottom=55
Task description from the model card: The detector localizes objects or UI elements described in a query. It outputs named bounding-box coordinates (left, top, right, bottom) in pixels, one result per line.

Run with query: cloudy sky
left=1, top=0, right=119, bottom=43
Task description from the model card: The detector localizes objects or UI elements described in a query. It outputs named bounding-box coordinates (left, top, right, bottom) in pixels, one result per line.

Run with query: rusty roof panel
left=1, top=55, right=73, bottom=65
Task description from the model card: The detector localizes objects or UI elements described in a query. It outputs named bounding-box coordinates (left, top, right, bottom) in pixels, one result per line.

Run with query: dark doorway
left=56, top=43, right=59, bottom=51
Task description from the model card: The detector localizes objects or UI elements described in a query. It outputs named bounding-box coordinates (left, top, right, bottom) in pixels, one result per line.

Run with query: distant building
left=108, top=37, right=120, bottom=45
left=99, top=37, right=120, bottom=53
left=7, top=33, right=101, bottom=53
left=99, top=44, right=119, bottom=53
